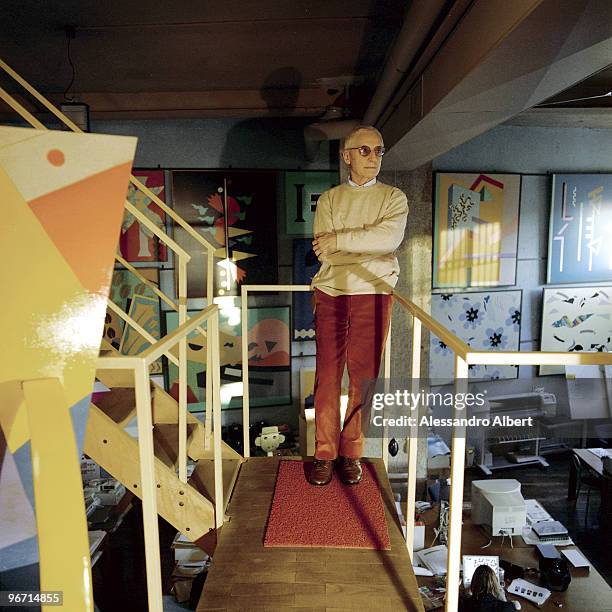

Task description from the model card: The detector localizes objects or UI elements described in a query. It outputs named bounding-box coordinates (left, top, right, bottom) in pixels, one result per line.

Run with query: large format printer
left=473, top=391, right=557, bottom=476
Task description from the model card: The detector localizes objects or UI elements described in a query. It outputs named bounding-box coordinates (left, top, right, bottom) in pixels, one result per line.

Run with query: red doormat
left=263, top=460, right=391, bottom=550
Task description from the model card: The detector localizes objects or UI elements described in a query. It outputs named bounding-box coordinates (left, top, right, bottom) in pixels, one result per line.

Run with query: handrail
left=392, top=290, right=612, bottom=612
left=107, top=299, right=179, bottom=367
left=123, top=202, right=189, bottom=260
left=240, top=284, right=312, bottom=456
left=0, top=58, right=224, bottom=612
left=115, top=254, right=178, bottom=310
left=0, top=86, right=45, bottom=128
left=129, top=176, right=216, bottom=254
left=393, top=292, right=470, bottom=358
left=95, top=303, right=224, bottom=611
left=140, top=303, right=217, bottom=365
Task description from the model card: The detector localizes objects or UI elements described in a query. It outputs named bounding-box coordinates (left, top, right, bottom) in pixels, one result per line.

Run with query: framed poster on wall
left=171, top=170, right=278, bottom=298
left=429, top=290, right=522, bottom=382
left=119, top=294, right=163, bottom=374
left=119, top=170, right=167, bottom=263
left=539, top=286, right=612, bottom=375
left=547, top=173, right=612, bottom=284
left=109, top=267, right=160, bottom=334
left=164, top=303, right=291, bottom=411
left=285, top=171, right=338, bottom=235
left=292, top=238, right=319, bottom=340
left=433, top=173, right=521, bottom=289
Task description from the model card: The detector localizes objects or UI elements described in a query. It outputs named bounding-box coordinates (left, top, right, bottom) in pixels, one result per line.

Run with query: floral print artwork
left=429, top=290, right=522, bottom=382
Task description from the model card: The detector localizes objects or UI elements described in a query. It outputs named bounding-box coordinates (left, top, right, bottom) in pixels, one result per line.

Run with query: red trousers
left=313, top=289, right=392, bottom=460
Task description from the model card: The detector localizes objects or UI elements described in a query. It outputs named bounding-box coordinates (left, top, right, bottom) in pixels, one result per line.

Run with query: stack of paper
left=172, top=532, right=209, bottom=564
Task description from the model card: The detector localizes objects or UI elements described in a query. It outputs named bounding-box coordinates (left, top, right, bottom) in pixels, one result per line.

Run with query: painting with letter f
left=285, top=171, right=338, bottom=235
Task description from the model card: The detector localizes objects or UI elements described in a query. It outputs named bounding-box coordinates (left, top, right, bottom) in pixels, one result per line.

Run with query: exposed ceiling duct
left=303, top=0, right=449, bottom=161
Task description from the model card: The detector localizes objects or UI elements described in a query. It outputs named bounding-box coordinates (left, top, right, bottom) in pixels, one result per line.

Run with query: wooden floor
left=197, top=457, right=424, bottom=612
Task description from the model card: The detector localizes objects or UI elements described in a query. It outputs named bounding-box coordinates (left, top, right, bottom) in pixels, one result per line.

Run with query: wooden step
left=152, top=385, right=244, bottom=463
left=153, top=423, right=197, bottom=467
left=96, top=368, right=137, bottom=389
left=189, top=458, right=242, bottom=511
left=84, top=403, right=216, bottom=544
left=93, top=387, right=136, bottom=427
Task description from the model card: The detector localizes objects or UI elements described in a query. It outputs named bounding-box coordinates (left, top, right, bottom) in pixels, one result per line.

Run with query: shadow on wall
left=219, top=66, right=320, bottom=169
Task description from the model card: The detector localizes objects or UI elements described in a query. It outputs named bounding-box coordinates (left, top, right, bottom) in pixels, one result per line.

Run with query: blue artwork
left=292, top=238, right=320, bottom=340
left=548, top=174, right=612, bottom=284
left=429, top=290, right=522, bottom=382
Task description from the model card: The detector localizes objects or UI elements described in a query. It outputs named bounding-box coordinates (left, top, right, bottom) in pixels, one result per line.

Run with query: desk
left=418, top=508, right=612, bottom=611
left=567, top=449, right=612, bottom=516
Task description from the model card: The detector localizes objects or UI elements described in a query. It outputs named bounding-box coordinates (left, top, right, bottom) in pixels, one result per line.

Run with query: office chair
left=572, top=453, right=604, bottom=525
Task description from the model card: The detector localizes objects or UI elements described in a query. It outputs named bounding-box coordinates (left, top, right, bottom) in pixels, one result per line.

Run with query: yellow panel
left=0, top=381, right=28, bottom=453
left=0, top=167, right=97, bottom=406
left=23, top=378, right=93, bottom=612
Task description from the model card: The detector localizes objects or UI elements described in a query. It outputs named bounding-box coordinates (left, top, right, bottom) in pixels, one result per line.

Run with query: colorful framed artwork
left=429, top=290, right=522, bottom=382
left=171, top=170, right=278, bottom=298
left=433, top=173, right=521, bottom=288
left=285, top=171, right=338, bottom=235
left=164, top=303, right=291, bottom=411
left=109, top=268, right=160, bottom=334
left=102, top=307, right=123, bottom=351
left=547, top=174, right=612, bottom=284
left=539, top=286, right=612, bottom=375
left=292, top=238, right=319, bottom=340
left=119, top=169, right=167, bottom=263
left=119, top=294, right=162, bottom=374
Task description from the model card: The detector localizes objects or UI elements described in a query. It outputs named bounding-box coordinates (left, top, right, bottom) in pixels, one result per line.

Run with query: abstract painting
left=109, top=267, right=160, bottom=334
left=292, top=238, right=320, bottom=340
left=120, top=294, right=162, bottom=374
left=433, top=173, right=520, bottom=288
left=171, top=170, right=278, bottom=298
left=548, top=174, right=612, bottom=284
left=540, top=287, right=612, bottom=375
left=285, top=171, right=338, bottom=235
left=119, top=169, right=167, bottom=263
left=429, top=290, right=522, bottom=381
left=164, top=304, right=291, bottom=411
left=102, top=307, right=123, bottom=351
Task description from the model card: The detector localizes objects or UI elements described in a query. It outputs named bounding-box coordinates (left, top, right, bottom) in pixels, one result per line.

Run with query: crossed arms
left=312, top=188, right=408, bottom=263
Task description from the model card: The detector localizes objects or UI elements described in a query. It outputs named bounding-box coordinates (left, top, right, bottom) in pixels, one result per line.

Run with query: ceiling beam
left=381, top=0, right=612, bottom=169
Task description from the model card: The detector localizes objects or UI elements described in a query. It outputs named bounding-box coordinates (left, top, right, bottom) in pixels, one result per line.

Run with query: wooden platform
left=197, top=457, right=424, bottom=611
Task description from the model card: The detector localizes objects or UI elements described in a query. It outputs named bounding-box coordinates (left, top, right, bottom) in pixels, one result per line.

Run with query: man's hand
left=312, top=232, right=337, bottom=260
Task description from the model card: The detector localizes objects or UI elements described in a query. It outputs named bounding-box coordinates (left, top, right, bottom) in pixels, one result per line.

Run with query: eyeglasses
left=345, top=145, right=386, bottom=157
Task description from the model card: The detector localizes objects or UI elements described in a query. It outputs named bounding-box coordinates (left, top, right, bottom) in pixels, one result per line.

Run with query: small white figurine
left=255, top=426, right=285, bottom=456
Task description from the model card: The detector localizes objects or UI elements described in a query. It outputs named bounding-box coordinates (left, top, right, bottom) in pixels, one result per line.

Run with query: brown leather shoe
left=338, top=456, right=362, bottom=485
left=308, top=459, right=334, bottom=486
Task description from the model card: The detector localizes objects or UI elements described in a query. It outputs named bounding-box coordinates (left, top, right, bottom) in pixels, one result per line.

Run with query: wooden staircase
left=85, top=343, right=245, bottom=555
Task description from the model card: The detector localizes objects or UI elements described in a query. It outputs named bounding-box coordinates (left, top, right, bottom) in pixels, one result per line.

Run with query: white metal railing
left=0, top=58, right=221, bottom=484
left=238, top=284, right=612, bottom=612
left=95, top=304, right=223, bottom=612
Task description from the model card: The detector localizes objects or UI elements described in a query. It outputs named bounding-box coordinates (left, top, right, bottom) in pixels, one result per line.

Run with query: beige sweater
left=311, top=181, right=409, bottom=296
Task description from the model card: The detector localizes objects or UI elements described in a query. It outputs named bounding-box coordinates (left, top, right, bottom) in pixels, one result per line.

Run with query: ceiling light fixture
left=59, top=25, right=90, bottom=132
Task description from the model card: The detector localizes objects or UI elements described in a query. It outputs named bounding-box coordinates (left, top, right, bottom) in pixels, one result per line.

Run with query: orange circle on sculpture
left=47, top=149, right=65, bottom=166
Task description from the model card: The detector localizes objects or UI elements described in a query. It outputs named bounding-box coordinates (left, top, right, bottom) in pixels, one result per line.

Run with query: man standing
left=308, top=125, right=409, bottom=486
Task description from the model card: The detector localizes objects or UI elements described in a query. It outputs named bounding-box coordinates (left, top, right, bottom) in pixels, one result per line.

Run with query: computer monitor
left=471, top=479, right=526, bottom=536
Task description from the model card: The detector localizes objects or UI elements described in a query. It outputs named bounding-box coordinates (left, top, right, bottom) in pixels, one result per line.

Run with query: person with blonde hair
left=308, top=125, right=408, bottom=486
left=460, top=565, right=520, bottom=611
